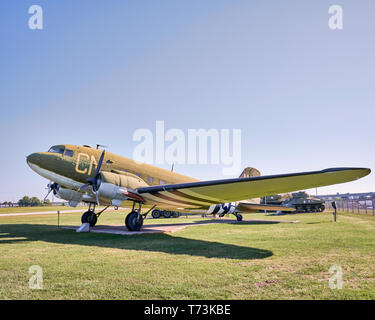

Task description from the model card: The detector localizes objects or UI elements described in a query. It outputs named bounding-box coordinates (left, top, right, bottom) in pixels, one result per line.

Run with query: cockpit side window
left=64, top=149, right=74, bottom=157
left=48, top=146, right=65, bottom=155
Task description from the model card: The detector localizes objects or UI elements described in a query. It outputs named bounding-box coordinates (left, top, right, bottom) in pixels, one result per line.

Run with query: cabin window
left=106, top=160, right=113, bottom=165
left=160, top=179, right=166, bottom=185
left=64, top=149, right=74, bottom=157
left=48, top=146, right=65, bottom=155
left=147, top=176, right=154, bottom=183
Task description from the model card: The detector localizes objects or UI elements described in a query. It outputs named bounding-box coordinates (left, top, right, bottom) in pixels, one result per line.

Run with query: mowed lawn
left=0, top=206, right=87, bottom=214
left=0, top=209, right=374, bottom=299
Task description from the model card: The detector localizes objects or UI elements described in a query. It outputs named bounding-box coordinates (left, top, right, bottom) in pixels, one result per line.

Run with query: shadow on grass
left=145, top=219, right=282, bottom=227
left=0, top=224, right=273, bottom=260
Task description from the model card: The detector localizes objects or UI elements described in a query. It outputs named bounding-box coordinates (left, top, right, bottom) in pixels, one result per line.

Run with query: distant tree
left=18, top=196, right=31, bottom=207
left=43, top=199, right=51, bottom=206
left=30, top=197, right=41, bottom=207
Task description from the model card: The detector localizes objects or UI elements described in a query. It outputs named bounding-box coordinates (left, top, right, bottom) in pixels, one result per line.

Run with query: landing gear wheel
left=81, top=211, right=97, bottom=227
left=125, top=211, right=144, bottom=231
left=81, top=211, right=89, bottom=224
left=173, top=211, right=180, bottom=218
left=151, top=209, right=161, bottom=219
left=163, top=211, right=171, bottom=218
left=125, top=212, right=131, bottom=229
left=236, top=214, right=243, bottom=222
left=87, top=213, right=97, bottom=227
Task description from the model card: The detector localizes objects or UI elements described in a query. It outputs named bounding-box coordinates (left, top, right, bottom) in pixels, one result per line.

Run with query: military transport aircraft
left=26, top=144, right=371, bottom=231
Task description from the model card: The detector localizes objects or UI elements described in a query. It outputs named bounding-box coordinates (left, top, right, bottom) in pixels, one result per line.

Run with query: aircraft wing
left=136, top=167, right=370, bottom=208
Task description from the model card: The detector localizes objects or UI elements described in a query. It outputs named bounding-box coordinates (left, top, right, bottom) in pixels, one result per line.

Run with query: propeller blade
left=95, top=191, right=100, bottom=206
left=44, top=182, right=59, bottom=202
left=95, top=150, right=106, bottom=177
left=79, top=183, right=90, bottom=191
left=79, top=150, right=105, bottom=205
left=43, top=188, right=52, bottom=202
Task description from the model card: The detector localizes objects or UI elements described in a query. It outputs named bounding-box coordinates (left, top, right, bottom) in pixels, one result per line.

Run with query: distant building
left=316, top=192, right=375, bottom=201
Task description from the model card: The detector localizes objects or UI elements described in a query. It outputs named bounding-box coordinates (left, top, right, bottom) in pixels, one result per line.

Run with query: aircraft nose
left=26, top=153, right=42, bottom=166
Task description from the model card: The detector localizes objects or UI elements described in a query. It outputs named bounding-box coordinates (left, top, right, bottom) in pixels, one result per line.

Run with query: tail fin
left=239, top=167, right=261, bottom=178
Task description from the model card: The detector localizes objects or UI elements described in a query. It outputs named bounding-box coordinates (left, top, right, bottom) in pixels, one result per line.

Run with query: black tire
left=81, top=211, right=90, bottom=224
left=151, top=209, right=161, bottom=219
left=81, top=211, right=97, bottom=227
left=125, top=212, right=131, bottom=229
left=172, top=211, right=180, bottom=218
left=163, top=210, right=171, bottom=218
left=126, top=211, right=143, bottom=231
left=87, top=214, right=97, bottom=227
left=236, top=214, right=243, bottom=222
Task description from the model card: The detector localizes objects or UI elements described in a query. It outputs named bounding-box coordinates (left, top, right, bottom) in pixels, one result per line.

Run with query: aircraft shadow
left=0, top=223, right=273, bottom=260
left=145, top=219, right=281, bottom=227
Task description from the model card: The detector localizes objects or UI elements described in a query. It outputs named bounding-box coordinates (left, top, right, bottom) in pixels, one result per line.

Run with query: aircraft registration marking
left=75, top=153, right=98, bottom=175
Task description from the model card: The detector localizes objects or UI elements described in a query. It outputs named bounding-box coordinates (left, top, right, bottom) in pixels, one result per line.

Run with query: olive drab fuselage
left=28, top=144, right=198, bottom=189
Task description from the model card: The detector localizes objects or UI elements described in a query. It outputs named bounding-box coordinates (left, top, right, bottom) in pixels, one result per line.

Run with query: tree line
left=1, top=196, right=51, bottom=207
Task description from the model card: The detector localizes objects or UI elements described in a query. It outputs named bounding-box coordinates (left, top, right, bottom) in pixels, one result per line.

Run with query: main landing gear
left=218, top=211, right=243, bottom=222
left=81, top=203, right=109, bottom=227
left=235, top=213, right=243, bottom=222
left=125, top=203, right=155, bottom=231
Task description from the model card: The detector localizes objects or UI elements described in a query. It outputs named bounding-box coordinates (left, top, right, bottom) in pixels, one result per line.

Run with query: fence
left=324, top=197, right=375, bottom=215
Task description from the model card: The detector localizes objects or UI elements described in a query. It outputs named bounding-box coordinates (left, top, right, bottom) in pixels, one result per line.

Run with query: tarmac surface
left=62, top=218, right=298, bottom=236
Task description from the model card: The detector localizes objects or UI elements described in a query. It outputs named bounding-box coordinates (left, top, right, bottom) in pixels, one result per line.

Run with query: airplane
left=26, top=144, right=371, bottom=231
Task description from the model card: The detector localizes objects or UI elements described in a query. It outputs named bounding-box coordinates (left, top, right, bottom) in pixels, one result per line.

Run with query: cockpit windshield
left=48, top=146, right=65, bottom=155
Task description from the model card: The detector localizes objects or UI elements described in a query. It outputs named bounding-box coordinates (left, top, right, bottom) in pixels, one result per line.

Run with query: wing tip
left=325, top=167, right=371, bottom=176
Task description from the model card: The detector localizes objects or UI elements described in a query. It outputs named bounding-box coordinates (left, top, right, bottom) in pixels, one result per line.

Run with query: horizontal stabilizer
left=237, top=202, right=295, bottom=213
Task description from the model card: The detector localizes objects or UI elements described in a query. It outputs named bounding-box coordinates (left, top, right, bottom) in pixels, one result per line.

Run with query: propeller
left=44, top=182, right=60, bottom=203
left=79, top=150, right=105, bottom=205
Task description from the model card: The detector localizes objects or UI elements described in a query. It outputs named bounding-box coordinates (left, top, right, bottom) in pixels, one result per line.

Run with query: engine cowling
left=97, top=171, right=148, bottom=204
left=56, top=188, right=83, bottom=202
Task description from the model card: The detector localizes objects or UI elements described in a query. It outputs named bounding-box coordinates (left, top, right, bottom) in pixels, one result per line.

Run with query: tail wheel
left=125, top=211, right=143, bottom=231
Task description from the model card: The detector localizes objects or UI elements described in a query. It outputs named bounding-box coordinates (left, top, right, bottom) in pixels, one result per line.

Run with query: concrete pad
left=62, top=218, right=298, bottom=236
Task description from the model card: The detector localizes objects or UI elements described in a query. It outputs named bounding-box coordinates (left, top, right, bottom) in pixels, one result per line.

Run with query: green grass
left=0, top=206, right=87, bottom=214
left=0, top=210, right=374, bottom=299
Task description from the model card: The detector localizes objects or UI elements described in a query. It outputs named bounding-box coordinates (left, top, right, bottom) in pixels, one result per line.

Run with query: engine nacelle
left=56, top=188, right=83, bottom=202
left=97, top=171, right=148, bottom=203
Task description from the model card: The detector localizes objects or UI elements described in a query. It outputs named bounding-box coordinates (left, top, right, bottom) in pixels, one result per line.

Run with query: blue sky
left=0, top=0, right=374, bottom=202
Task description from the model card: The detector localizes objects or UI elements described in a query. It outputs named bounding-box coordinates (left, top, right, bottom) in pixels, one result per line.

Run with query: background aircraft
left=26, top=144, right=371, bottom=231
